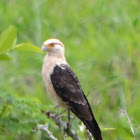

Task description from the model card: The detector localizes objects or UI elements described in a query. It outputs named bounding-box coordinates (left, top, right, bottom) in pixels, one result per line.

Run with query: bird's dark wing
left=50, top=63, right=102, bottom=140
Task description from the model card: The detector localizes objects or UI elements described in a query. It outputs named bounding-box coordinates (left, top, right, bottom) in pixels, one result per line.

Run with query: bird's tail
left=83, top=119, right=102, bottom=140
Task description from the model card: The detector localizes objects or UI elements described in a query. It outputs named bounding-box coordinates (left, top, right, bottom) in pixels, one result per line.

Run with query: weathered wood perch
left=33, top=111, right=80, bottom=140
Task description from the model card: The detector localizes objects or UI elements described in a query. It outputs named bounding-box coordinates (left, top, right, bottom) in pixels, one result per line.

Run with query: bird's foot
left=62, top=121, right=71, bottom=131
left=55, top=110, right=67, bottom=118
left=54, top=105, right=60, bottom=109
left=42, top=110, right=52, bottom=118
left=66, top=121, right=71, bottom=129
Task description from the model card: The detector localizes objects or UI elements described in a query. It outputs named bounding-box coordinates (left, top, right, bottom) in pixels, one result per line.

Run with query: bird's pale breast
left=42, top=55, right=67, bottom=107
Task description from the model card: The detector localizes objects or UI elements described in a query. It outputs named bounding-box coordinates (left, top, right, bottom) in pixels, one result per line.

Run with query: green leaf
left=0, top=54, right=11, bottom=61
left=0, top=26, right=17, bottom=53
left=15, top=43, right=43, bottom=53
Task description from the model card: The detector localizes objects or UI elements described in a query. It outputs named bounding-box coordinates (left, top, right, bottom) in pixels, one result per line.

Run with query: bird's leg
left=55, top=109, right=67, bottom=118
left=54, top=105, right=60, bottom=110
left=61, top=110, right=71, bottom=140
left=57, top=106, right=60, bottom=114
left=67, top=109, right=71, bottom=128
left=42, top=105, right=60, bottom=115
left=54, top=105, right=67, bottom=116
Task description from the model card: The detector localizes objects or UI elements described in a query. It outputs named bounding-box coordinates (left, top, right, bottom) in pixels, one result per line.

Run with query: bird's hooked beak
left=41, top=45, right=48, bottom=52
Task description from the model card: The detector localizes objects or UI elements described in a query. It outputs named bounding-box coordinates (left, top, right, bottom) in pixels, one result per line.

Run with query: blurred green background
left=0, top=0, right=140, bottom=139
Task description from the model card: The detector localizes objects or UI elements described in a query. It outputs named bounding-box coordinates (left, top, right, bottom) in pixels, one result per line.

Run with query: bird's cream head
left=41, top=39, right=64, bottom=54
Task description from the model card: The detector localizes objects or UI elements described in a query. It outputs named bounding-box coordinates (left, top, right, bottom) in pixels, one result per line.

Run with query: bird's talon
left=67, top=121, right=71, bottom=128
left=54, top=105, right=59, bottom=109
left=43, top=111, right=52, bottom=118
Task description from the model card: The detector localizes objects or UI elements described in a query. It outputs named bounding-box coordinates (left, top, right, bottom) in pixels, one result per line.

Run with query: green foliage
left=0, top=0, right=140, bottom=139
left=0, top=26, right=42, bottom=61
left=15, top=43, right=42, bottom=53
left=0, top=26, right=17, bottom=53
left=0, top=54, right=11, bottom=61
left=0, top=92, right=47, bottom=139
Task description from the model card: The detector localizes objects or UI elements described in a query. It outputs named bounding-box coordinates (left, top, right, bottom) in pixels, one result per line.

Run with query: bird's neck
left=46, top=52, right=66, bottom=61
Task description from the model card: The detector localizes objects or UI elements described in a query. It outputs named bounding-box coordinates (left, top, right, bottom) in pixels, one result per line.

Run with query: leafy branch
left=0, top=25, right=42, bottom=61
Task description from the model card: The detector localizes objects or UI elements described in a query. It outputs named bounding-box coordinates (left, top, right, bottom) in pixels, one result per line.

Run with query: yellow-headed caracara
left=41, top=39, right=102, bottom=140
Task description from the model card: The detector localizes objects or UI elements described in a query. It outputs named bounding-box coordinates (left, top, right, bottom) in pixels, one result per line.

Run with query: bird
left=41, top=38, right=102, bottom=140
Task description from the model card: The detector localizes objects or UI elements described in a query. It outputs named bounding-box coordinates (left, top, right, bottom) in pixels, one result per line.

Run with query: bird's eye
left=50, top=43, right=54, bottom=46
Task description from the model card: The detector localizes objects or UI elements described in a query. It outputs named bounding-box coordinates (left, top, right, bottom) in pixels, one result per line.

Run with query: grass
left=0, top=0, right=140, bottom=139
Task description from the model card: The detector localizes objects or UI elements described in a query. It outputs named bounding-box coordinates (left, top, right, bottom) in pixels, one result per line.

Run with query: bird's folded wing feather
left=50, top=63, right=93, bottom=120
